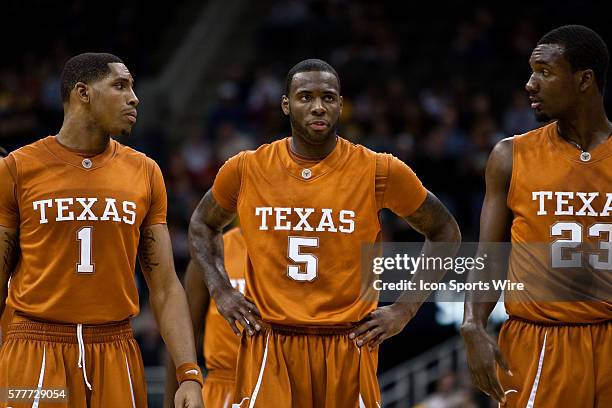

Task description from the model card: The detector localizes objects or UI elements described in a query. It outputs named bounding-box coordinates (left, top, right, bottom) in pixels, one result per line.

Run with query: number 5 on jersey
left=288, top=236, right=319, bottom=281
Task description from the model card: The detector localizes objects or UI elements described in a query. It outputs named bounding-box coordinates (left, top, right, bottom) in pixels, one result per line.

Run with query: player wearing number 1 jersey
left=462, top=26, right=612, bottom=407
left=189, top=59, right=460, bottom=407
left=0, top=53, right=203, bottom=408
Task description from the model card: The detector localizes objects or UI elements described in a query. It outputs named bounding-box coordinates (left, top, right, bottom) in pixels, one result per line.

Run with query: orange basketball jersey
left=204, top=227, right=246, bottom=372
left=0, top=136, right=166, bottom=324
left=212, top=137, right=427, bottom=326
left=507, top=122, right=612, bottom=323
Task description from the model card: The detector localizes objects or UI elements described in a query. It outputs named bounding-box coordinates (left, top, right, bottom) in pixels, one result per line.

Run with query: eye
left=324, top=95, right=335, bottom=102
left=115, top=83, right=124, bottom=89
left=300, top=95, right=311, bottom=102
left=541, top=69, right=550, bottom=77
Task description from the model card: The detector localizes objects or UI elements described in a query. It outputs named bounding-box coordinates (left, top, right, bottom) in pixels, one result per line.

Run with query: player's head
left=60, top=52, right=139, bottom=136
left=0, top=146, right=7, bottom=158
left=282, top=59, right=342, bottom=144
left=526, top=25, right=609, bottom=122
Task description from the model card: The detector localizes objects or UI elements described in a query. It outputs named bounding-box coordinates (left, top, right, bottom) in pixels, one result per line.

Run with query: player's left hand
left=174, top=380, right=204, bottom=408
left=350, top=304, right=416, bottom=349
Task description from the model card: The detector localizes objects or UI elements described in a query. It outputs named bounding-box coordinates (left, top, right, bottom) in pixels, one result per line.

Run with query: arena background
left=1, top=1, right=610, bottom=406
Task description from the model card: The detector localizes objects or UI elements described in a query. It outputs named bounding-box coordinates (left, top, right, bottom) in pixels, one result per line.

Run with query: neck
left=557, top=98, right=612, bottom=151
left=290, top=132, right=338, bottom=160
left=56, top=113, right=111, bottom=154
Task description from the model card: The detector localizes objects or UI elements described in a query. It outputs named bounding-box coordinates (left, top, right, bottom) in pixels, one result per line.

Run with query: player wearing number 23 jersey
left=462, top=26, right=611, bottom=408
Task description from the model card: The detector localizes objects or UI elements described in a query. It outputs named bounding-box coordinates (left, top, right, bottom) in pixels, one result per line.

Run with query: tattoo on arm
left=2, top=231, right=18, bottom=273
left=138, top=228, right=159, bottom=274
left=404, top=192, right=451, bottom=236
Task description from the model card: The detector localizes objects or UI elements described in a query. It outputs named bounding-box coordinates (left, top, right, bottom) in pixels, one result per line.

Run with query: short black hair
left=537, top=25, right=609, bottom=92
left=285, top=59, right=341, bottom=95
left=0, top=146, right=7, bottom=158
left=60, top=52, right=124, bottom=102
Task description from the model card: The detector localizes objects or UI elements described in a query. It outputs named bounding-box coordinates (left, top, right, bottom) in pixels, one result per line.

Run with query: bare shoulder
left=486, top=137, right=514, bottom=187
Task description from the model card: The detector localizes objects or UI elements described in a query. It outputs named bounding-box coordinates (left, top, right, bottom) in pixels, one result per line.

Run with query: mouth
left=308, top=120, right=329, bottom=132
left=529, top=96, right=542, bottom=110
left=125, top=111, right=138, bottom=124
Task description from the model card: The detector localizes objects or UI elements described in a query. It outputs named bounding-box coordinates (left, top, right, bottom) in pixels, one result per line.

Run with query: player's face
left=282, top=71, right=342, bottom=144
left=89, top=63, right=139, bottom=137
left=525, top=44, right=580, bottom=122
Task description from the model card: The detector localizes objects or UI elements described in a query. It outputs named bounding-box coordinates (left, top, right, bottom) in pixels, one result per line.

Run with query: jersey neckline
left=42, top=136, right=118, bottom=170
left=276, top=136, right=345, bottom=181
left=545, top=122, right=612, bottom=164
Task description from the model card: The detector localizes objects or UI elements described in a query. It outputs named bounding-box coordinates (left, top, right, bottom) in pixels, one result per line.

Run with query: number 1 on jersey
left=77, top=226, right=94, bottom=273
left=287, top=236, right=318, bottom=281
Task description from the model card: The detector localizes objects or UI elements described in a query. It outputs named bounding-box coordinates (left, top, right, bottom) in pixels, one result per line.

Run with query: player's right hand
left=215, top=288, right=262, bottom=337
left=461, top=324, right=512, bottom=404
left=174, top=380, right=204, bottom=408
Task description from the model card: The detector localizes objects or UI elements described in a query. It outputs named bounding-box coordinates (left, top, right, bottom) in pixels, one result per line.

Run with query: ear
left=339, top=95, right=343, bottom=115
left=578, top=69, right=595, bottom=92
left=281, top=95, right=290, bottom=116
left=74, top=82, right=90, bottom=103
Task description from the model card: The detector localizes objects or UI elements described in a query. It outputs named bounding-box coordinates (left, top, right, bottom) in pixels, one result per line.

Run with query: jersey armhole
left=506, top=137, right=517, bottom=209
left=235, top=152, right=247, bottom=209
left=5, top=154, right=20, bottom=208
left=143, top=156, right=153, bottom=210
left=373, top=153, right=387, bottom=212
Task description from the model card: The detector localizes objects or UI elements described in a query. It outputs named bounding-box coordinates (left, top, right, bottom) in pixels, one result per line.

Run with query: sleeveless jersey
left=203, top=227, right=246, bottom=372
left=0, top=136, right=167, bottom=324
left=212, top=137, right=427, bottom=326
left=507, top=122, right=612, bottom=323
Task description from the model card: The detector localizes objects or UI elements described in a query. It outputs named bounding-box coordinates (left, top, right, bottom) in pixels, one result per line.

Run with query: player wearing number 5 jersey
left=0, top=53, right=203, bottom=408
left=189, top=59, right=460, bottom=407
left=462, top=26, right=612, bottom=407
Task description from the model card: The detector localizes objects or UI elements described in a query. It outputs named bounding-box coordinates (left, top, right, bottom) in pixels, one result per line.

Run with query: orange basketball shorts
left=204, top=369, right=235, bottom=408
left=0, top=314, right=147, bottom=408
left=232, top=324, right=381, bottom=408
left=497, top=317, right=611, bottom=408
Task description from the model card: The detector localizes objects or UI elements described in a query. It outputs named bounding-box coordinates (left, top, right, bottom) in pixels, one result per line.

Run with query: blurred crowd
left=2, top=1, right=611, bottom=387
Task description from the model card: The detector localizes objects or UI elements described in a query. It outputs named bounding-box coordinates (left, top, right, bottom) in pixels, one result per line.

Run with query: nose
left=311, top=97, right=325, bottom=115
left=128, top=88, right=139, bottom=107
left=525, top=73, right=538, bottom=94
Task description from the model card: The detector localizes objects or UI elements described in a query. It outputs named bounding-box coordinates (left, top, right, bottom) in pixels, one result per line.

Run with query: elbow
left=430, top=216, right=462, bottom=244
left=449, top=218, right=462, bottom=244
left=188, top=213, right=204, bottom=259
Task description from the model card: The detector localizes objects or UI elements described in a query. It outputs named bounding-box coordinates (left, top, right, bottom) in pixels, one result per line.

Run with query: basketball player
left=0, top=146, right=13, bottom=346
left=0, top=53, right=203, bottom=408
left=164, top=227, right=247, bottom=408
left=462, top=26, right=612, bottom=407
left=189, top=59, right=461, bottom=407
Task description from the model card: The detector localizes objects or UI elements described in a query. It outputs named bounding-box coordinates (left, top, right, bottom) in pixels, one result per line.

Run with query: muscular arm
left=0, top=226, right=18, bottom=318
left=352, top=191, right=461, bottom=347
left=399, top=190, right=462, bottom=304
left=138, top=224, right=198, bottom=372
left=164, top=261, right=210, bottom=408
left=460, top=137, right=514, bottom=403
left=189, top=191, right=235, bottom=300
left=189, top=190, right=261, bottom=336
left=462, top=138, right=513, bottom=329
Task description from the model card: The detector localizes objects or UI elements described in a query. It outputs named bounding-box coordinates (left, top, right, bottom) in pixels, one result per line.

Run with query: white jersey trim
left=32, top=346, right=46, bottom=408
left=526, top=331, right=548, bottom=408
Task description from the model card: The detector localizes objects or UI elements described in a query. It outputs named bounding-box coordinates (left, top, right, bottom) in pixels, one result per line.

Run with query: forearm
left=150, top=280, right=198, bottom=366
left=393, top=223, right=461, bottom=313
left=189, top=212, right=232, bottom=300
left=462, top=257, right=504, bottom=329
left=0, top=228, right=18, bottom=317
